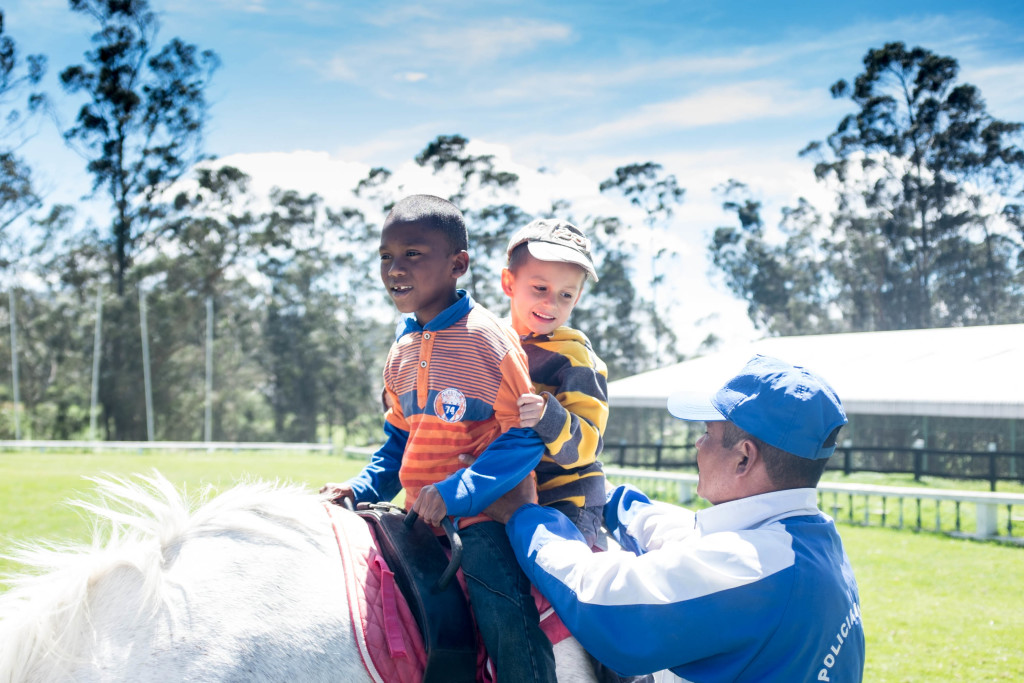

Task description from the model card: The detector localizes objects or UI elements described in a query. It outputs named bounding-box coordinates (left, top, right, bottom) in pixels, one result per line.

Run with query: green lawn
left=1, top=450, right=1022, bottom=681
left=0, top=449, right=368, bottom=555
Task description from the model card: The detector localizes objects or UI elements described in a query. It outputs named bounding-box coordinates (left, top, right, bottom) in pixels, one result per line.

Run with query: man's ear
left=500, top=267, right=515, bottom=296
left=734, top=439, right=759, bottom=476
left=451, top=250, right=469, bottom=278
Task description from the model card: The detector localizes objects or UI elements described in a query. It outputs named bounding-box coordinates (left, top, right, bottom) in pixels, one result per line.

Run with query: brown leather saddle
left=355, top=502, right=477, bottom=683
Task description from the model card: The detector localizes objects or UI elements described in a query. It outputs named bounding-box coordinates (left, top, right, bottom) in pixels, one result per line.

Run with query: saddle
left=355, top=503, right=477, bottom=683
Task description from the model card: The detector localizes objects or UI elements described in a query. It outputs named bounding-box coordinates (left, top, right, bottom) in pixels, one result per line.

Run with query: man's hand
left=518, top=392, right=546, bottom=429
left=411, top=484, right=448, bottom=526
left=320, top=482, right=355, bottom=507
left=458, top=453, right=538, bottom=524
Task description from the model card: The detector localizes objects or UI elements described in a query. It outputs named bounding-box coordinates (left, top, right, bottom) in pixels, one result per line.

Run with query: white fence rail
left=0, top=440, right=334, bottom=453
left=604, top=466, right=1024, bottom=543
left=5, top=445, right=1019, bottom=542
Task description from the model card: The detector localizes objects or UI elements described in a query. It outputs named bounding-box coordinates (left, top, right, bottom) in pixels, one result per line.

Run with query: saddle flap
left=357, top=507, right=477, bottom=682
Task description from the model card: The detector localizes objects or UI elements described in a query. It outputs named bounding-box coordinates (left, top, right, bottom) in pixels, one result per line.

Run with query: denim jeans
left=459, top=520, right=556, bottom=683
left=546, top=501, right=604, bottom=548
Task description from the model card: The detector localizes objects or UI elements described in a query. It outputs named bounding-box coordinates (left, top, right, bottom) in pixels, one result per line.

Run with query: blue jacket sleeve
left=345, top=421, right=407, bottom=504
left=506, top=498, right=752, bottom=677
left=603, top=484, right=655, bottom=555
left=434, top=426, right=544, bottom=517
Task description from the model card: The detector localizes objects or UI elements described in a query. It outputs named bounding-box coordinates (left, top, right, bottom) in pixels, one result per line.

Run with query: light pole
left=139, top=283, right=155, bottom=441
left=90, top=287, right=103, bottom=440
left=8, top=287, right=20, bottom=440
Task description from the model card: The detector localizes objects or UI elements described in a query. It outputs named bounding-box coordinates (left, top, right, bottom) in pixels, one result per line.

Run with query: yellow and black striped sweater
left=521, top=326, right=609, bottom=509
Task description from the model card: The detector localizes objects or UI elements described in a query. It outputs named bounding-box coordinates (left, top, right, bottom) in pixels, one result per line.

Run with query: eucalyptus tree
left=710, top=180, right=839, bottom=336
left=57, top=0, right=218, bottom=438
left=414, top=134, right=524, bottom=308
left=8, top=206, right=97, bottom=439
left=568, top=214, right=653, bottom=380
left=599, top=162, right=685, bottom=366
left=711, top=43, right=1024, bottom=336
left=60, top=0, right=219, bottom=295
left=802, top=42, right=1024, bottom=330
left=0, top=9, right=47, bottom=260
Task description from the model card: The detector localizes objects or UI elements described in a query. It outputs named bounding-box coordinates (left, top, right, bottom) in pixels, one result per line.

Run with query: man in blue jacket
left=486, top=354, right=866, bottom=682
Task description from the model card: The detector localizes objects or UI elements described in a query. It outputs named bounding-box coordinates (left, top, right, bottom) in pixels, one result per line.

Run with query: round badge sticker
left=435, top=388, right=467, bottom=423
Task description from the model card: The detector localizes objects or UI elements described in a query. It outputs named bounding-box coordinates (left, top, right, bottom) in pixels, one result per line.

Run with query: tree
left=0, top=9, right=47, bottom=259
left=711, top=43, right=1024, bottom=336
left=802, top=42, right=1024, bottom=330
left=569, top=215, right=652, bottom=379
left=414, top=134, right=524, bottom=307
left=60, top=0, right=219, bottom=296
left=599, top=162, right=685, bottom=366
left=57, top=0, right=218, bottom=439
left=710, top=180, right=837, bottom=335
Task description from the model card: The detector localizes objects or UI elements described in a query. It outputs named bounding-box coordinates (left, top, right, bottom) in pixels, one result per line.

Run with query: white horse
left=0, top=473, right=598, bottom=683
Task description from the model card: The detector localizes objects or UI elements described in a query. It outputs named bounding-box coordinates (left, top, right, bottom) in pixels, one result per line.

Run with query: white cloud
left=513, top=80, right=833, bottom=153
left=323, top=55, right=356, bottom=82
left=395, top=71, right=428, bottom=82
left=963, top=61, right=1024, bottom=118
left=360, top=3, right=441, bottom=28
left=213, top=150, right=371, bottom=208
left=419, top=18, right=573, bottom=63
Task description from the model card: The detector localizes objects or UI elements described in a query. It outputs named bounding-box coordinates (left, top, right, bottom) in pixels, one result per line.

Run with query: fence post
left=976, top=502, right=998, bottom=538
left=618, top=439, right=626, bottom=467
left=988, top=442, right=998, bottom=492
left=912, top=438, right=925, bottom=481
left=655, top=440, right=663, bottom=470
left=842, top=439, right=852, bottom=475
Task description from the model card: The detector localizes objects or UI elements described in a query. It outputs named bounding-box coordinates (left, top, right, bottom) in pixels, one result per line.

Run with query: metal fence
left=605, top=442, right=1024, bottom=491
left=605, top=466, right=1024, bottom=544
left=0, top=439, right=335, bottom=453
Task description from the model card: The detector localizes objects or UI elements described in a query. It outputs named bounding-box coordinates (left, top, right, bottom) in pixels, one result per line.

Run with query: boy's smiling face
left=379, top=219, right=468, bottom=325
left=502, top=252, right=586, bottom=336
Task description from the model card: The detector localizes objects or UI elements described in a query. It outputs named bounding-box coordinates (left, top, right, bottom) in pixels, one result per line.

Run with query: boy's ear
left=500, top=267, right=515, bottom=296
left=451, top=250, right=469, bottom=278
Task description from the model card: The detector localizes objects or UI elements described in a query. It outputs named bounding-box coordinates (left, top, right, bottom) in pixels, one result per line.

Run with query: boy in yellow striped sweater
left=501, top=218, right=609, bottom=547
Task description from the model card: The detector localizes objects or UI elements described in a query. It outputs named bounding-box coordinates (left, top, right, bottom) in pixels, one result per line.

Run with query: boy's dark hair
left=384, top=195, right=468, bottom=253
left=721, top=422, right=830, bottom=489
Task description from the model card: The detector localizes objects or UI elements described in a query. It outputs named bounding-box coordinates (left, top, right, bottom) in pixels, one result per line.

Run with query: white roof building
left=608, top=324, right=1024, bottom=420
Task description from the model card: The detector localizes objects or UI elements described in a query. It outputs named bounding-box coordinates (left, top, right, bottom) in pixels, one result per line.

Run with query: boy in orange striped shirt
left=321, top=194, right=555, bottom=682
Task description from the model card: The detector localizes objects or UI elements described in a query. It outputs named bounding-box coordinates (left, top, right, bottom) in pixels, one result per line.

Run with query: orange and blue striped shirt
left=347, top=291, right=544, bottom=525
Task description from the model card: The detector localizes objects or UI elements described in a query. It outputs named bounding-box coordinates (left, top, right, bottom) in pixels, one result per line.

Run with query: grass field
left=1, top=449, right=1022, bottom=681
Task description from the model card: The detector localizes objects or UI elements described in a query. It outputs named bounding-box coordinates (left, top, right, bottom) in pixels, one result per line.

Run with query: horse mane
left=0, top=472, right=322, bottom=683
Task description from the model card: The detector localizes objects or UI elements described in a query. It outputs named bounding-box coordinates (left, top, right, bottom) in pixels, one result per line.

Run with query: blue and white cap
left=667, top=355, right=848, bottom=460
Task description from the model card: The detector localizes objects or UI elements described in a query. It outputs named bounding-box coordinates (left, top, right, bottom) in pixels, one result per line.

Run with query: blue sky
left=5, top=0, right=1024, bottom=353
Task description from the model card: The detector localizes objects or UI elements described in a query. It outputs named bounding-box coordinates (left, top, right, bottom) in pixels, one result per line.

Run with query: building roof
left=608, top=324, right=1024, bottom=419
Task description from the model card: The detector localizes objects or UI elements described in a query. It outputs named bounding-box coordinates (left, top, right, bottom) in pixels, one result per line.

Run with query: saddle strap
left=372, top=555, right=408, bottom=658
left=358, top=508, right=478, bottom=683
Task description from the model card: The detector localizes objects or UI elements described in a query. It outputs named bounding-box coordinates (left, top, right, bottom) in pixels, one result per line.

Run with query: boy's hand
left=319, top=482, right=355, bottom=507
left=517, top=392, right=546, bottom=429
left=412, top=484, right=448, bottom=526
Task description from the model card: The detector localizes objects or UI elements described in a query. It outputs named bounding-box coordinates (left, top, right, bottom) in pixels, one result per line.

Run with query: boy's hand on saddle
left=458, top=453, right=538, bottom=525
left=319, top=482, right=355, bottom=507
left=412, top=484, right=448, bottom=526
left=517, top=392, right=546, bottom=429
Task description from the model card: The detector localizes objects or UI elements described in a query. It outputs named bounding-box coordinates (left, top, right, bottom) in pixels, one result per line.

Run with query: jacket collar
left=695, top=488, right=820, bottom=535
left=395, top=289, right=474, bottom=340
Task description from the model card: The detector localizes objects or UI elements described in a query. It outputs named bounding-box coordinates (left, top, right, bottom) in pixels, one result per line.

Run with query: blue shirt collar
left=395, top=289, right=474, bottom=340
